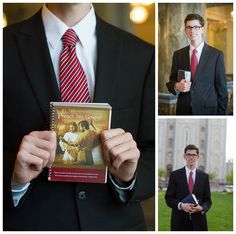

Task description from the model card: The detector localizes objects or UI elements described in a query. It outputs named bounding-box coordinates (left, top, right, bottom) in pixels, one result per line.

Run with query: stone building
left=158, top=119, right=227, bottom=183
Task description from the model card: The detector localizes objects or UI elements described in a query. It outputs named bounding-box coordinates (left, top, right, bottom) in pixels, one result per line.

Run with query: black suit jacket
left=166, top=44, right=228, bottom=115
left=165, top=167, right=212, bottom=231
left=3, top=10, right=155, bottom=231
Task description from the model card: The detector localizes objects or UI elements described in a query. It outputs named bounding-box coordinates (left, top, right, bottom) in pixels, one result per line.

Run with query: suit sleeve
left=165, top=172, right=179, bottom=211
left=201, top=174, right=212, bottom=215
left=215, top=52, right=228, bottom=115
left=127, top=49, right=155, bottom=203
left=3, top=151, right=33, bottom=209
left=166, top=51, right=178, bottom=95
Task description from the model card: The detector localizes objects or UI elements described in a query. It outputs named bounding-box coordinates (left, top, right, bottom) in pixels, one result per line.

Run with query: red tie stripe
left=191, top=48, right=198, bottom=81
left=188, top=171, right=194, bottom=193
left=59, top=28, right=90, bottom=103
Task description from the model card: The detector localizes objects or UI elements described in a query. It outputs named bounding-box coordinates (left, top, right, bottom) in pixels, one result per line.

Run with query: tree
left=208, top=172, right=217, bottom=181
left=158, top=168, right=166, bottom=178
left=226, top=171, right=233, bottom=185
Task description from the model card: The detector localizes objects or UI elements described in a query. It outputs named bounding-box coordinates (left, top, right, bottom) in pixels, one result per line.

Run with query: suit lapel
left=15, top=10, right=60, bottom=124
left=181, top=167, right=190, bottom=194
left=183, top=46, right=190, bottom=71
left=93, top=17, right=122, bottom=103
left=192, top=169, right=200, bottom=194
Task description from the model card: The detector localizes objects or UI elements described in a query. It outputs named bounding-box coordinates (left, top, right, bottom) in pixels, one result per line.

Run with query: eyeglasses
left=185, top=26, right=202, bottom=31
left=185, top=153, right=198, bottom=157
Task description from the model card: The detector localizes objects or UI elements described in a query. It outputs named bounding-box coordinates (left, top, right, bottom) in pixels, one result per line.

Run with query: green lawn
left=158, top=191, right=233, bottom=231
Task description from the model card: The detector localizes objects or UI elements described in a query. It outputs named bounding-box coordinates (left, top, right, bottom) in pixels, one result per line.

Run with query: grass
left=158, top=191, right=233, bottom=231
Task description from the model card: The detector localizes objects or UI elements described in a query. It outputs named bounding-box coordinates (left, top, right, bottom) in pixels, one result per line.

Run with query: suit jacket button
left=78, top=191, right=87, bottom=200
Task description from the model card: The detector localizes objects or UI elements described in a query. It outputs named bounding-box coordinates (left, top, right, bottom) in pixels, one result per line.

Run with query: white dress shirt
left=189, top=41, right=204, bottom=65
left=185, top=166, right=196, bottom=183
left=42, top=4, right=97, bottom=101
left=178, top=166, right=197, bottom=210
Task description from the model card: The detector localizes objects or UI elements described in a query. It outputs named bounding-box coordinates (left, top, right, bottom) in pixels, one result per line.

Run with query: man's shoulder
left=173, top=45, right=189, bottom=57
left=170, top=167, right=185, bottom=176
left=96, top=16, right=154, bottom=52
left=196, top=169, right=209, bottom=178
left=4, top=9, right=41, bottom=38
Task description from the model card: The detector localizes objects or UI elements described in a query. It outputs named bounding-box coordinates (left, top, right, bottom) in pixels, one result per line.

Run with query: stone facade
left=158, top=119, right=227, bottom=183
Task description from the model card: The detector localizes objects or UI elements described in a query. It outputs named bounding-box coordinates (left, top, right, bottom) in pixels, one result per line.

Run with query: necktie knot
left=193, top=48, right=197, bottom=55
left=62, top=28, right=78, bottom=47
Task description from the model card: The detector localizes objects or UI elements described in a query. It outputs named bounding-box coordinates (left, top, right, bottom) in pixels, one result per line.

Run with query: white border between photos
left=157, top=1, right=235, bottom=233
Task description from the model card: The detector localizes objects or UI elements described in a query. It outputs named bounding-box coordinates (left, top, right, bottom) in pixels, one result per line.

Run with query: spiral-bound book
left=49, top=102, right=111, bottom=183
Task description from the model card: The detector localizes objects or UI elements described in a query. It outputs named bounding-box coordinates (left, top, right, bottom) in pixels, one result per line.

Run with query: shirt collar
left=185, top=166, right=196, bottom=174
left=42, top=4, right=96, bottom=50
left=190, top=41, right=204, bottom=54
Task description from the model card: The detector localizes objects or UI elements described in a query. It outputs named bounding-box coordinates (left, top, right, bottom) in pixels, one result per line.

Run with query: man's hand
left=12, top=131, right=57, bottom=184
left=190, top=204, right=203, bottom=213
left=181, top=203, right=203, bottom=213
left=180, top=203, right=194, bottom=213
left=101, top=128, right=140, bottom=182
left=175, top=79, right=191, bottom=92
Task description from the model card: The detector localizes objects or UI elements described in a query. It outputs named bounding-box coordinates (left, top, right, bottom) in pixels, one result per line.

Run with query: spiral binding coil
left=50, top=102, right=56, bottom=131
left=48, top=102, right=56, bottom=181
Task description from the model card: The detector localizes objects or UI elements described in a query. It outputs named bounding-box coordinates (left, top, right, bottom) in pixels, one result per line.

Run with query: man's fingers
left=30, top=131, right=55, bottom=141
left=18, top=149, right=45, bottom=171
left=20, top=131, right=56, bottom=167
left=100, top=128, right=125, bottom=142
left=111, top=148, right=140, bottom=170
left=24, top=132, right=56, bottom=152
left=20, top=142, right=50, bottom=167
left=103, top=132, right=133, bottom=150
left=101, top=130, right=134, bottom=164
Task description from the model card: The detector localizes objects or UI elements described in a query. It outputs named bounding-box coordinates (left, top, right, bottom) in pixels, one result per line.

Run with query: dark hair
left=69, top=121, right=77, bottom=131
left=78, top=120, right=89, bottom=130
left=184, top=14, right=205, bottom=27
left=184, top=144, right=199, bottom=155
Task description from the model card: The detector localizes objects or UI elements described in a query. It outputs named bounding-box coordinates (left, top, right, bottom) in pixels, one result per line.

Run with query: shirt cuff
left=174, top=83, right=180, bottom=94
left=108, top=173, right=136, bottom=190
left=108, top=173, right=136, bottom=203
left=178, top=202, right=182, bottom=210
left=11, top=182, right=30, bottom=207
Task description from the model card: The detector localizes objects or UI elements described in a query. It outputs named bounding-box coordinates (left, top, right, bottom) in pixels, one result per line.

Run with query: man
left=77, top=120, right=99, bottom=165
left=3, top=3, right=154, bottom=231
left=59, top=122, right=79, bottom=163
left=166, top=13, right=228, bottom=115
left=165, top=144, right=212, bottom=231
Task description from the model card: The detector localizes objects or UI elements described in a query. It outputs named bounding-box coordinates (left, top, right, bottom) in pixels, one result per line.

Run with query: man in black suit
left=166, top=13, right=228, bottom=115
left=3, top=3, right=154, bottom=231
left=165, top=144, right=212, bottom=231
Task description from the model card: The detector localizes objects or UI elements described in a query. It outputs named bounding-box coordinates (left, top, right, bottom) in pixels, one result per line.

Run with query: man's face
left=185, top=20, right=204, bottom=43
left=69, top=124, right=76, bottom=132
left=184, top=149, right=199, bottom=168
left=78, top=124, right=84, bottom=132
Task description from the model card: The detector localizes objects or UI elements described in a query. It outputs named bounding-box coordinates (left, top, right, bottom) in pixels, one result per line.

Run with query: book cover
left=49, top=102, right=111, bottom=183
left=177, top=69, right=191, bottom=82
left=181, top=193, right=198, bottom=205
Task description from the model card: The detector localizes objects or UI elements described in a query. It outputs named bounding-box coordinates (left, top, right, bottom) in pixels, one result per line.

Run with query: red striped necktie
left=188, top=171, right=194, bottom=193
left=59, top=28, right=90, bottom=103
